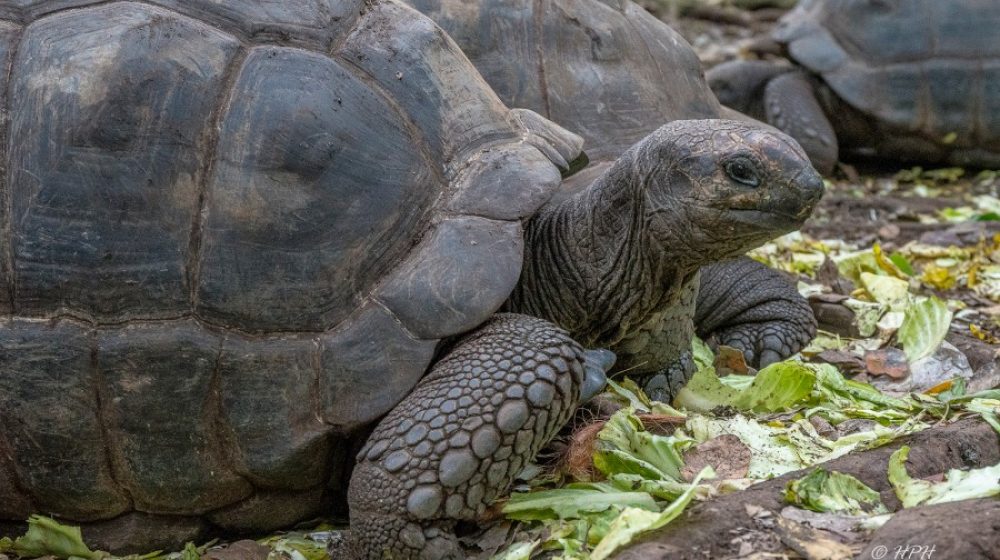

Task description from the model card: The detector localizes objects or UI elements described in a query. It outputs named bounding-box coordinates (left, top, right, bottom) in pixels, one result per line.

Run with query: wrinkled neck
left=507, top=160, right=700, bottom=348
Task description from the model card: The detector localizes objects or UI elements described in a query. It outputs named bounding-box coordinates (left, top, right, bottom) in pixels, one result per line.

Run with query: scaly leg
left=695, top=258, right=816, bottom=369
left=334, top=314, right=611, bottom=559
left=763, top=71, right=838, bottom=176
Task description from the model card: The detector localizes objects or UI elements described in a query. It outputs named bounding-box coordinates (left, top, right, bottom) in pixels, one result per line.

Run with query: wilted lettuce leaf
left=263, top=537, right=329, bottom=560
left=593, top=408, right=688, bottom=481
left=502, top=485, right=659, bottom=521
left=675, top=354, right=815, bottom=413
left=685, top=412, right=925, bottom=480
left=732, top=362, right=815, bottom=412
left=834, top=249, right=880, bottom=285
left=964, top=398, right=1000, bottom=434
left=809, top=362, right=918, bottom=414
left=500, top=407, right=712, bottom=558
left=606, top=473, right=705, bottom=501
left=672, top=365, right=740, bottom=413
left=889, top=446, right=1000, bottom=508
left=897, top=297, right=952, bottom=362
left=3, top=515, right=212, bottom=560
left=605, top=378, right=654, bottom=412
left=491, top=540, right=539, bottom=560
left=785, top=468, right=887, bottom=515
left=684, top=414, right=819, bottom=478
left=588, top=467, right=714, bottom=560
left=842, top=298, right=886, bottom=337
left=691, top=337, right=715, bottom=371
left=10, top=515, right=103, bottom=559
left=860, top=272, right=910, bottom=309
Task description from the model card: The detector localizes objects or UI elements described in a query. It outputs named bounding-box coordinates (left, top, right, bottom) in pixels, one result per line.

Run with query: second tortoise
left=708, top=0, right=1000, bottom=174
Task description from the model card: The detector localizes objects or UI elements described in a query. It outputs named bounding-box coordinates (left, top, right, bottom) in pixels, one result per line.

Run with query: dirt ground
left=619, top=418, right=1000, bottom=559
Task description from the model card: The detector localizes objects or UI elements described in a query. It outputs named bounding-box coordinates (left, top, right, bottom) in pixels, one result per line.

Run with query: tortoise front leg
left=695, top=258, right=816, bottom=369
left=336, top=314, right=612, bottom=559
left=763, top=71, right=839, bottom=175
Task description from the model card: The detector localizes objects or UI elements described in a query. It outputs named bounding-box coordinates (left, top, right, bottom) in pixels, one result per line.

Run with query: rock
left=864, top=348, right=910, bottom=380
left=869, top=342, right=973, bottom=394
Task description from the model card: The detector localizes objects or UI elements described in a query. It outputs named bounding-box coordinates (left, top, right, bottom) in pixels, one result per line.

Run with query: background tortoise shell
left=408, top=0, right=722, bottom=162
left=774, top=0, right=1000, bottom=158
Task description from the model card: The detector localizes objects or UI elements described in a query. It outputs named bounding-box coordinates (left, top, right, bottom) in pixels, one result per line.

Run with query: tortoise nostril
left=799, top=168, right=825, bottom=200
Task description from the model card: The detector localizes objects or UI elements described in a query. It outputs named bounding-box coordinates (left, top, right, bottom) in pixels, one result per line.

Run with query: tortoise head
left=633, top=119, right=823, bottom=262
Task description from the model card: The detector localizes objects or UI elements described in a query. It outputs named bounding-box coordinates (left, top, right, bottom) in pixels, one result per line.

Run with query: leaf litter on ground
left=0, top=516, right=332, bottom=560
left=493, top=337, right=997, bottom=558
left=0, top=515, right=207, bottom=560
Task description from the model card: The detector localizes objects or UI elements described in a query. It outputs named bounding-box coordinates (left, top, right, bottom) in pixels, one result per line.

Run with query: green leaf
left=961, top=389, right=1000, bottom=401
left=675, top=358, right=815, bottom=414
left=860, top=272, right=910, bottom=310
left=889, top=446, right=1000, bottom=508
left=842, top=298, right=887, bottom=337
left=888, top=446, right=934, bottom=509
left=502, top=485, right=658, bottom=521
left=605, top=378, right=654, bottom=412
left=12, top=515, right=102, bottom=559
left=810, top=362, right=916, bottom=412
left=834, top=250, right=880, bottom=285
left=964, top=398, right=1000, bottom=434
left=732, top=361, right=816, bottom=412
left=179, top=542, right=202, bottom=560
left=589, top=467, right=714, bottom=560
left=935, top=377, right=967, bottom=402
left=259, top=533, right=330, bottom=560
left=594, top=409, right=687, bottom=481
left=672, top=362, right=740, bottom=413
left=894, top=166, right=924, bottom=182
left=546, top=522, right=589, bottom=557
left=606, top=473, right=704, bottom=501
left=491, top=540, right=538, bottom=560
left=889, top=252, right=915, bottom=276
left=785, top=468, right=887, bottom=515
left=691, top=337, right=715, bottom=371
left=897, top=297, right=953, bottom=362
left=924, top=166, right=964, bottom=181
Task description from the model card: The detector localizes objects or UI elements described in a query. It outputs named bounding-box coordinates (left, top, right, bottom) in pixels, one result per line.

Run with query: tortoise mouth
left=725, top=207, right=809, bottom=231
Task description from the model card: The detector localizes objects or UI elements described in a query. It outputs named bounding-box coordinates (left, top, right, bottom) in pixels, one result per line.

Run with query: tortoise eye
left=725, top=157, right=760, bottom=187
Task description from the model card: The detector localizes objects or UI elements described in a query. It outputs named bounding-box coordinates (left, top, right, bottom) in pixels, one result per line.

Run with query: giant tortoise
left=0, top=1, right=823, bottom=558
left=410, top=0, right=823, bottom=395
left=707, top=0, right=1000, bottom=175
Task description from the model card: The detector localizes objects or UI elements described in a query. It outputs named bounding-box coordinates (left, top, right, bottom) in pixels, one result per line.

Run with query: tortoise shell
left=774, top=0, right=1000, bottom=154
left=0, top=0, right=569, bottom=536
left=409, top=0, right=721, bottom=162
